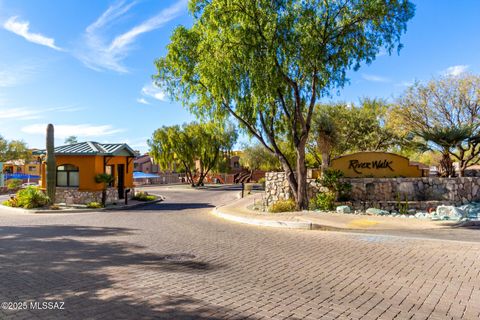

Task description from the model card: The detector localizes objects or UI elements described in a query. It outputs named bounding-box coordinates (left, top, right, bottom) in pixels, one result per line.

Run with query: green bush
left=3, top=186, right=49, bottom=209
left=6, top=179, right=22, bottom=190
left=269, top=199, right=296, bottom=213
left=133, top=192, right=156, bottom=201
left=86, top=201, right=103, bottom=209
left=316, top=169, right=352, bottom=201
left=309, top=192, right=336, bottom=211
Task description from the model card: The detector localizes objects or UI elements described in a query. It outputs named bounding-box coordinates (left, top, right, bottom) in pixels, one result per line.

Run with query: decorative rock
left=366, top=208, right=389, bottom=215
left=436, top=205, right=464, bottom=220
left=336, top=205, right=351, bottom=214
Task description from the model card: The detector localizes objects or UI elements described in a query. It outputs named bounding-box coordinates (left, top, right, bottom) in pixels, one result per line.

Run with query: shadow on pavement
left=0, top=225, right=245, bottom=319
left=132, top=202, right=215, bottom=211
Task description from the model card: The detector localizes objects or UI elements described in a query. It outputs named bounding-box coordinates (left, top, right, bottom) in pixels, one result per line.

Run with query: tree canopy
left=394, top=74, right=480, bottom=176
left=64, top=136, right=78, bottom=145
left=155, top=0, right=415, bottom=209
left=0, top=136, right=31, bottom=162
left=309, top=98, right=402, bottom=169
left=148, top=122, right=237, bottom=186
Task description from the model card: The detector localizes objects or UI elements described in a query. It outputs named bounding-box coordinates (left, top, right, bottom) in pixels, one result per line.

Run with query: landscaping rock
left=366, top=208, right=389, bottom=215
left=436, top=205, right=464, bottom=220
left=336, top=205, right=351, bottom=214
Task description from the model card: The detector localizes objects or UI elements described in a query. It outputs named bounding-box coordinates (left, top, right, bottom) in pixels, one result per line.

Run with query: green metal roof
left=35, top=141, right=136, bottom=156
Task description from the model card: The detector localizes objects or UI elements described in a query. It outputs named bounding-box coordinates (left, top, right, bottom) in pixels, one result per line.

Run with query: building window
left=28, top=166, right=36, bottom=171
left=57, top=164, right=79, bottom=187
left=105, top=165, right=115, bottom=187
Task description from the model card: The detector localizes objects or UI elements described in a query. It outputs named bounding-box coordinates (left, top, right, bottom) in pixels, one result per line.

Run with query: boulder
left=336, top=205, right=351, bottom=214
left=436, top=205, right=464, bottom=220
left=366, top=208, right=389, bottom=215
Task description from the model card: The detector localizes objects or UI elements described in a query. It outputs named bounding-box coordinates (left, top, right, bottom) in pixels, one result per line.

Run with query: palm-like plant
left=94, top=173, right=114, bottom=207
left=417, top=125, right=472, bottom=177
left=312, top=111, right=337, bottom=173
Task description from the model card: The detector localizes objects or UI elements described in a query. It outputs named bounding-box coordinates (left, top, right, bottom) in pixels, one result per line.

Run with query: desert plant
left=94, top=173, right=114, bottom=207
left=316, top=169, right=352, bottom=201
left=309, top=192, right=336, bottom=211
left=6, top=178, right=22, bottom=190
left=46, top=124, right=56, bottom=204
left=86, top=201, right=103, bottom=209
left=133, top=192, right=156, bottom=201
left=5, top=186, right=49, bottom=209
left=269, top=199, right=296, bottom=213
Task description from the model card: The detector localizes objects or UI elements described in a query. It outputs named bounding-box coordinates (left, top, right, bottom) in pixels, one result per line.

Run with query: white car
left=21, top=182, right=39, bottom=188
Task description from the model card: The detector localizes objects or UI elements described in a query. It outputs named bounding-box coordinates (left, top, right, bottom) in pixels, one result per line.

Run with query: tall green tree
left=155, top=0, right=414, bottom=209
left=309, top=99, right=402, bottom=169
left=64, top=136, right=78, bottom=145
left=0, top=136, right=31, bottom=162
left=240, top=143, right=282, bottom=179
left=148, top=122, right=237, bottom=187
left=395, top=74, right=480, bottom=176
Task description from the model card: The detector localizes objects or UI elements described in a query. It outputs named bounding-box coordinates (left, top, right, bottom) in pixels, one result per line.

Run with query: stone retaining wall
left=265, top=172, right=480, bottom=210
left=55, top=187, right=129, bottom=205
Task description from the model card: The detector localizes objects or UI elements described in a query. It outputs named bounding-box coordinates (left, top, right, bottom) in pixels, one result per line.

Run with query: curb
left=212, top=207, right=315, bottom=230
left=0, top=195, right=165, bottom=214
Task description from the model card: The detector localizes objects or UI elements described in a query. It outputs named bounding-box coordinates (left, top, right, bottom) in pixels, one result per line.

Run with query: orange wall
left=41, top=155, right=134, bottom=191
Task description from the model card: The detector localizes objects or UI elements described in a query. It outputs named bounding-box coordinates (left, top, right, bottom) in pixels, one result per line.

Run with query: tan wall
left=330, top=152, right=424, bottom=178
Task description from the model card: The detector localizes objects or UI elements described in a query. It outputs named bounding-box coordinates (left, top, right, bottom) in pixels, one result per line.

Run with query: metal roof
left=35, top=142, right=136, bottom=156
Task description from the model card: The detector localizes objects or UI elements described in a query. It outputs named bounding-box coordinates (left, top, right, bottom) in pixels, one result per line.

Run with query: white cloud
left=77, top=0, right=187, bottom=73
left=0, top=63, right=42, bottom=87
left=362, top=74, right=391, bottom=83
left=3, top=16, right=63, bottom=51
left=442, top=65, right=469, bottom=77
left=136, top=98, right=150, bottom=105
left=0, top=106, right=83, bottom=121
left=21, top=124, right=124, bottom=138
left=141, top=83, right=166, bottom=101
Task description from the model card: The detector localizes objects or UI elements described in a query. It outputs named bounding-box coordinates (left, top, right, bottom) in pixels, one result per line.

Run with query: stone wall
left=55, top=187, right=131, bottom=205
left=265, top=172, right=480, bottom=210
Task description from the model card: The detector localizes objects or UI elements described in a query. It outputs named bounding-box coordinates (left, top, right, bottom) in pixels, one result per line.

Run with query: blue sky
left=0, top=0, right=479, bottom=153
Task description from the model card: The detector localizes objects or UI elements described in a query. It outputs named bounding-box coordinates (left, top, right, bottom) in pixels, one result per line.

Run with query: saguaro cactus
left=46, top=124, right=56, bottom=204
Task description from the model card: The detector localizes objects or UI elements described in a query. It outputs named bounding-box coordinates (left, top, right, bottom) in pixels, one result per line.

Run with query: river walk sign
left=330, top=152, right=426, bottom=178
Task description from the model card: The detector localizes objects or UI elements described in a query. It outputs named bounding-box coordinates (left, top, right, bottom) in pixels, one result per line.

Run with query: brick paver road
left=0, top=185, right=479, bottom=320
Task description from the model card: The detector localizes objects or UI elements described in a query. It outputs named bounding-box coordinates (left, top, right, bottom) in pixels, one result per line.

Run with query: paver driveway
left=0, top=185, right=479, bottom=320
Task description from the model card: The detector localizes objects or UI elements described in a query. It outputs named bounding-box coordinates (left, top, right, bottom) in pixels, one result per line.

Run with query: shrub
left=269, top=199, right=296, bottom=213
left=133, top=192, right=156, bottom=201
left=309, top=192, right=336, bottom=211
left=86, top=201, right=103, bottom=209
left=316, top=169, right=352, bottom=201
left=6, top=179, right=22, bottom=190
left=4, top=186, right=49, bottom=209
left=2, top=197, right=18, bottom=207
left=49, top=204, right=61, bottom=210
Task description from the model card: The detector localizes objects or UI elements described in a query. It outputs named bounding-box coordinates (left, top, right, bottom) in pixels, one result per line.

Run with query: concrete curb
left=0, top=195, right=165, bottom=214
left=212, top=207, right=315, bottom=230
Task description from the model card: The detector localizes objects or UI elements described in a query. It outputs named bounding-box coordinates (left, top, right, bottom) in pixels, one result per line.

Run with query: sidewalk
left=213, top=193, right=460, bottom=231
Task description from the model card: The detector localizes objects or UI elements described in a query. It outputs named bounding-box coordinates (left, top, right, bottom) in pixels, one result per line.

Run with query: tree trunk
left=295, top=138, right=309, bottom=210
left=321, top=150, right=329, bottom=173
left=439, top=153, right=455, bottom=177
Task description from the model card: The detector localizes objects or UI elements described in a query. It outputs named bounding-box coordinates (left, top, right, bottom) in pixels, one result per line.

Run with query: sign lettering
left=348, top=159, right=394, bottom=174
